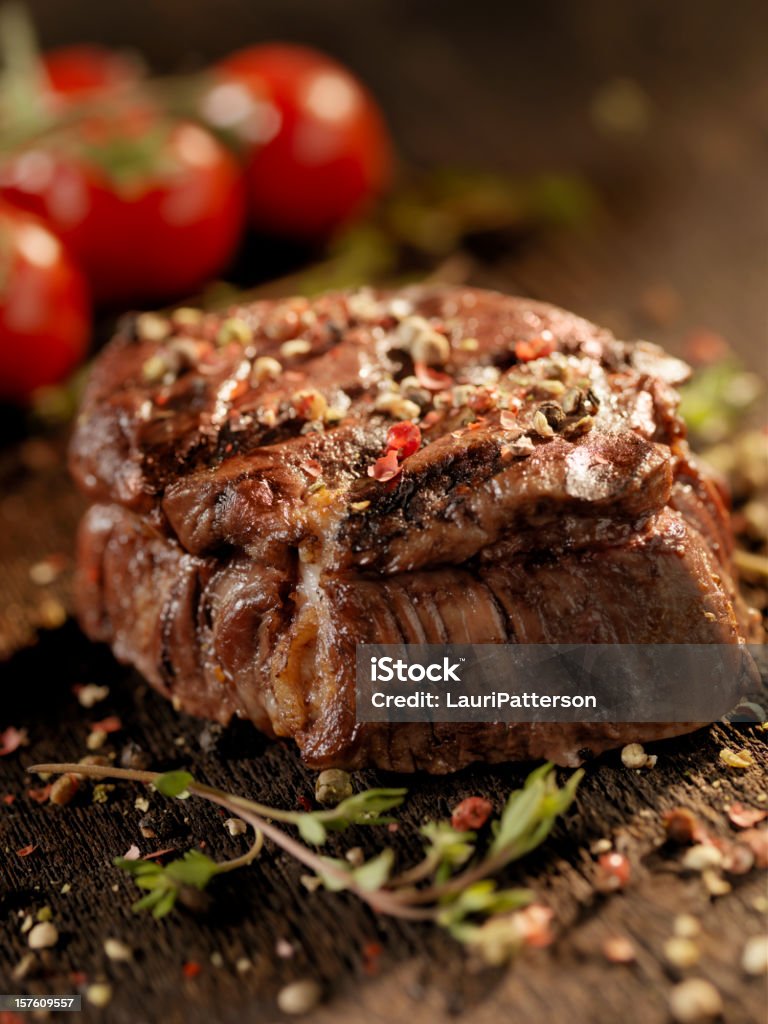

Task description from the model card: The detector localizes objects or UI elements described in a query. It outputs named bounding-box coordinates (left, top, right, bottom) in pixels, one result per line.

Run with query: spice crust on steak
left=70, top=286, right=758, bottom=771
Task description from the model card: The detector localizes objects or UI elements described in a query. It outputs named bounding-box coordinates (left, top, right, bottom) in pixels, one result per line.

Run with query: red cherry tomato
left=0, top=202, right=90, bottom=403
left=203, top=44, right=392, bottom=239
left=0, top=110, right=246, bottom=306
left=41, top=45, right=142, bottom=104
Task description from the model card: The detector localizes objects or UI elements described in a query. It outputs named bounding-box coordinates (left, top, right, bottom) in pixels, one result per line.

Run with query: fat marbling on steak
left=69, top=286, right=757, bottom=771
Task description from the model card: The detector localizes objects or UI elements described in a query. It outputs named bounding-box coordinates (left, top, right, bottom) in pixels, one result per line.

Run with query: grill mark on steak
left=70, top=286, right=686, bottom=565
left=157, top=570, right=182, bottom=689
left=332, top=429, right=673, bottom=574
left=70, top=287, right=758, bottom=772
left=479, top=575, right=517, bottom=643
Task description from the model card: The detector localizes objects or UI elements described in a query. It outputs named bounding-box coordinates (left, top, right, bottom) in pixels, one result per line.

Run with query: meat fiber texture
left=70, top=286, right=758, bottom=771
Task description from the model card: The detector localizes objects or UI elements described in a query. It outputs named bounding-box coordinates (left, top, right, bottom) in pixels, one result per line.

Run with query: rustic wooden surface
left=2, top=4, right=768, bottom=1018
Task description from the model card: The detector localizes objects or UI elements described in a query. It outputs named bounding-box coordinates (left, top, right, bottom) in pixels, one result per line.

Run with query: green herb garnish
left=30, top=760, right=581, bottom=962
left=153, top=769, right=194, bottom=799
left=115, top=849, right=230, bottom=919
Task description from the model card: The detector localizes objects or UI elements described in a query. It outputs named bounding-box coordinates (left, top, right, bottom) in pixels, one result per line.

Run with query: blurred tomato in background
left=0, top=110, right=247, bottom=306
left=203, top=44, right=392, bottom=240
left=0, top=201, right=90, bottom=401
left=0, top=12, right=394, bottom=402
left=41, top=44, right=142, bottom=105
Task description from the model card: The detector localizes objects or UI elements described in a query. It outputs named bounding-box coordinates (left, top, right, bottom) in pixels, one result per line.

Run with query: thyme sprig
left=115, top=841, right=263, bottom=918
left=30, top=760, right=582, bottom=960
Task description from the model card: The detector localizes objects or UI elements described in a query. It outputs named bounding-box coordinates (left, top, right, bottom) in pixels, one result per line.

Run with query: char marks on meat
left=70, top=286, right=757, bottom=771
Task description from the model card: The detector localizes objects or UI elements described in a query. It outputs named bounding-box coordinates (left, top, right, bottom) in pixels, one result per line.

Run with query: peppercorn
left=451, top=796, right=493, bottom=831
left=120, top=742, right=152, bottom=771
left=315, top=769, right=353, bottom=806
left=49, top=773, right=79, bottom=806
left=538, top=401, right=566, bottom=431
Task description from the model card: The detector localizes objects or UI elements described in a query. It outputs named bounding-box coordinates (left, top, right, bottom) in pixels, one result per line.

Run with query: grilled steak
left=70, top=286, right=758, bottom=770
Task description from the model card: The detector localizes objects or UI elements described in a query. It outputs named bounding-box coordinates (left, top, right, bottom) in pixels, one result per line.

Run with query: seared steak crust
left=70, top=286, right=756, bottom=771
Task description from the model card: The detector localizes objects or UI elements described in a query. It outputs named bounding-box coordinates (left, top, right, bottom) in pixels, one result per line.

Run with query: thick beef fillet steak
left=70, top=286, right=757, bottom=771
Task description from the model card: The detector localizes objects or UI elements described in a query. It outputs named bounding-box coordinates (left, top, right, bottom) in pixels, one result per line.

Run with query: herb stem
left=30, top=761, right=580, bottom=938
left=386, top=848, right=518, bottom=906
left=31, top=762, right=333, bottom=825
left=388, top=850, right=442, bottom=888
left=33, top=763, right=157, bottom=784
left=30, top=762, right=435, bottom=921
left=215, top=832, right=264, bottom=874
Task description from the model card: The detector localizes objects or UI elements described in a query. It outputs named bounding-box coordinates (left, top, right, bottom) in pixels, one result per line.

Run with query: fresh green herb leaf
left=150, top=889, right=178, bottom=919
left=421, top=820, right=476, bottom=860
left=116, top=847, right=242, bottom=919
left=132, top=888, right=166, bottom=913
left=490, top=763, right=582, bottom=860
left=314, top=857, right=353, bottom=892
left=679, top=358, right=763, bottom=445
left=436, top=881, right=536, bottom=954
left=153, top=770, right=194, bottom=799
left=352, top=848, right=395, bottom=891
left=445, top=880, right=534, bottom=916
left=114, top=857, right=161, bottom=877
left=297, top=815, right=328, bottom=846
left=420, top=820, right=476, bottom=882
left=314, top=848, right=395, bottom=893
left=164, top=849, right=220, bottom=889
left=321, top=787, right=407, bottom=830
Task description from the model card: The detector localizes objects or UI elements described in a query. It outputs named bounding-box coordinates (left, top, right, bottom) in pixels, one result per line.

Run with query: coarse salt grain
left=29, top=560, right=58, bottom=585
left=136, top=313, right=170, bottom=342
left=664, top=937, right=700, bottom=968
left=602, top=936, right=635, bottom=963
left=701, top=868, right=731, bottom=896
left=277, top=979, right=322, bottom=1016
left=86, top=729, right=107, bottom=751
left=590, top=838, right=613, bottom=855
left=86, top=983, right=113, bottom=1008
left=77, top=684, right=109, bottom=708
left=28, top=921, right=58, bottom=949
left=668, top=979, right=722, bottom=1022
left=673, top=914, right=701, bottom=938
left=741, top=935, right=768, bottom=975
left=104, top=938, right=133, bottom=962
left=620, top=743, right=649, bottom=769
left=719, top=747, right=754, bottom=769
left=681, top=844, right=723, bottom=872
left=280, top=339, right=311, bottom=358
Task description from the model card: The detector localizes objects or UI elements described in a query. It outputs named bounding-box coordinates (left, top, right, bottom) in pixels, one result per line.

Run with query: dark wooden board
left=1, top=11, right=768, bottom=1015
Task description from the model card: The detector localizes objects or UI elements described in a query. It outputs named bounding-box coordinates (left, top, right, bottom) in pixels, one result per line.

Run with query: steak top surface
left=70, top=286, right=693, bottom=574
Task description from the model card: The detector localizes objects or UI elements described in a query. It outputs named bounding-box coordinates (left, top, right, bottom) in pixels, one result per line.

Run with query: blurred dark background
left=23, top=0, right=768, bottom=369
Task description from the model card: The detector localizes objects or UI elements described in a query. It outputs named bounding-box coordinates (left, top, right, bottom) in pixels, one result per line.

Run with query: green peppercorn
left=315, top=769, right=353, bottom=806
